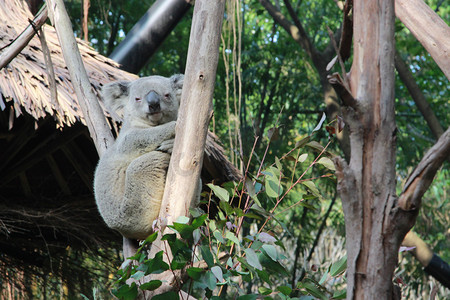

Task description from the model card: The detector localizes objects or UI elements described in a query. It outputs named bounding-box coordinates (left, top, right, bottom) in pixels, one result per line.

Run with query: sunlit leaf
left=207, top=183, right=230, bottom=202
left=312, top=112, right=326, bottom=132
left=298, top=153, right=308, bottom=163
left=258, top=286, right=272, bottom=295
left=258, top=232, right=276, bottom=243
left=317, top=156, right=335, bottom=171
left=330, top=256, right=347, bottom=277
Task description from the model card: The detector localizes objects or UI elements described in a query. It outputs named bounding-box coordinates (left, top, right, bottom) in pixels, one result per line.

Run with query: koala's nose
left=146, top=91, right=161, bottom=113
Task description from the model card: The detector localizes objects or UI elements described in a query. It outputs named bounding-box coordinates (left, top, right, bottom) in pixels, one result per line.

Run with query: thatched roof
left=0, top=0, right=137, bottom=129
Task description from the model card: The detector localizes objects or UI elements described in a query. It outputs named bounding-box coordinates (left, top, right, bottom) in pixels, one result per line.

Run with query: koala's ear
left=170, top=74, right=184, bottom=91
left=101, top=81, right=131, bottom=113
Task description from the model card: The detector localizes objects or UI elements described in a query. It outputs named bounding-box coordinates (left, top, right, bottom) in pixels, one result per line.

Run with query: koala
left=94, top=74, right=184, bottom=240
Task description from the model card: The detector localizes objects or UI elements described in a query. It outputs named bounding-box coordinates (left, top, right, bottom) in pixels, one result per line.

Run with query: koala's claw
left=157, top=139, right=174, bottom=153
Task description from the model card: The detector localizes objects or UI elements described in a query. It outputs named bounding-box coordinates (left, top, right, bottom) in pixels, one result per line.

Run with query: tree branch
left=394, top=51, right=445, bottom=140
left=260, top=0, right=321, bottom=67
left=0, top=4, right=48, bottom=70
left=46, top=0, right=114, bottom=156
left=398, top=126, right=450, bottom=211
left=395, top=0, right=450, bottom=80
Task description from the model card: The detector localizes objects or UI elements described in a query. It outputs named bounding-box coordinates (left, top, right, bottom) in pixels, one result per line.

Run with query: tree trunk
left=142, top=0, right=225, bottom=297
left=334, top=0, right=403, bottom=298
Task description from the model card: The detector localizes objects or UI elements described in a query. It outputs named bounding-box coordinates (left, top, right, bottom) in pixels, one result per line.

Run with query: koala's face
left=102, top=74, right=184, bottom=127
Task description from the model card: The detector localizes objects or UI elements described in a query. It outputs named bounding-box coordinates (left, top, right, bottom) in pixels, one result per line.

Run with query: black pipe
left=110, top=0, right=191, bottom=74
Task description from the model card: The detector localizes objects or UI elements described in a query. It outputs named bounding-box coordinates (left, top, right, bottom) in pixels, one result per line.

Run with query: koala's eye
left=164, top=93, right=170, bottom=99
left=135, top=97, right=142, bottom=102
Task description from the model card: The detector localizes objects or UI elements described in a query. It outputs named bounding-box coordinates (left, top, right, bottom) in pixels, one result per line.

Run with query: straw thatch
left=0, top=0, right=137, bottom=129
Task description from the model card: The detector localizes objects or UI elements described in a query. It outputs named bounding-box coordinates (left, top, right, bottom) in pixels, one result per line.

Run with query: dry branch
left=46, top=0, right=113, bottom=156
left=0, top=4, right=48, bottom=69
left=395, top=0, right=450, bottom=80
left=398, top=126, right=450, bottom=211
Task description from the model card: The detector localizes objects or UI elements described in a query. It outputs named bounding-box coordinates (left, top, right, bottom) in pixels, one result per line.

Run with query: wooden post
left=159, top=0, right=225, bottom=229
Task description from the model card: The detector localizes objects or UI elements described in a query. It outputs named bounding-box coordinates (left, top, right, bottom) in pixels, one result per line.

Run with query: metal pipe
left=110, top=0, right=191, bottom=74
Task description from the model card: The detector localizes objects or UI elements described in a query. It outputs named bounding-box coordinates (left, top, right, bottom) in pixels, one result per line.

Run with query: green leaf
left=261, top=244, right=277, bottom=261
left=175, top=215, right=190, bottom=224
left=258, top=232, right=277, bottom=243
left=200, top=245, right=214, bottom=267
left=191, top=214, right=208, bottom=229
left=219, top=200, right=234, bottom=215
left=317, top=157, right=335, bottom=171
left=275, top=156, right=282, bottom=170
left=298, top=153, right=308, bottom=163
left=264, top=168, right=283, bottom=198
left=207, top=183, right=230, bottom=202
left=168, top=222, right=194, bottom=240
left=277, top=285, right=292, bottom=296
left=112, top=283, right=138, bottom=300
left=204, top=270, right=217, bottom=290
left=332, top=289, right=347, bottom=299
left=187, top=267, right=204, bottom=280
left=225, top=231, right=240, bottom=245
left=295, top=136, right=310, bottom=149
left=301, top=282, right=327, bottom=300
left=139, top=280, right=162, bottom=291
left=237, top=294, right=258, bottom=300
left=330, top=256, right=347, bottom=277
left=258, top=286, right=272, bottom=295
left=151, top=291, right=179, bottom=300
left=211, top=266, right=224, bottom=282
left=145, top=251, right=170, bottom=275
left=256, top=269, right=272, bottom=285
left=301, top=180, right=320, bottom=197
left=130, top=271, right=145, bottom=280
left=213, top=230, right=226, bottom=243
left=319, top=269, right=328, bottom=285
left=142, top=231, right=158, bottom=246
left=245, top=248, right=263, bottom=270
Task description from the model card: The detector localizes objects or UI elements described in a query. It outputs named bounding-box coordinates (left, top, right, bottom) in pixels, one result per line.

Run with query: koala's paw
left=157, top=139, right=174, bottom=153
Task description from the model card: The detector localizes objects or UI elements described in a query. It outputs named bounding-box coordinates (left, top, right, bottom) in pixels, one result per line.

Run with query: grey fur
left=94, top=74, right=184, bottom=239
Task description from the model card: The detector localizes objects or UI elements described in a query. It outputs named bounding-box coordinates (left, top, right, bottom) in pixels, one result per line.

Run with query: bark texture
left=335, top=0, right=402, bottom=298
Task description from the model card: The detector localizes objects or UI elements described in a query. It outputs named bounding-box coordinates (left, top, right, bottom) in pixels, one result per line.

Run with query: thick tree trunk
left=334, top=0, right=404, bottom=298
